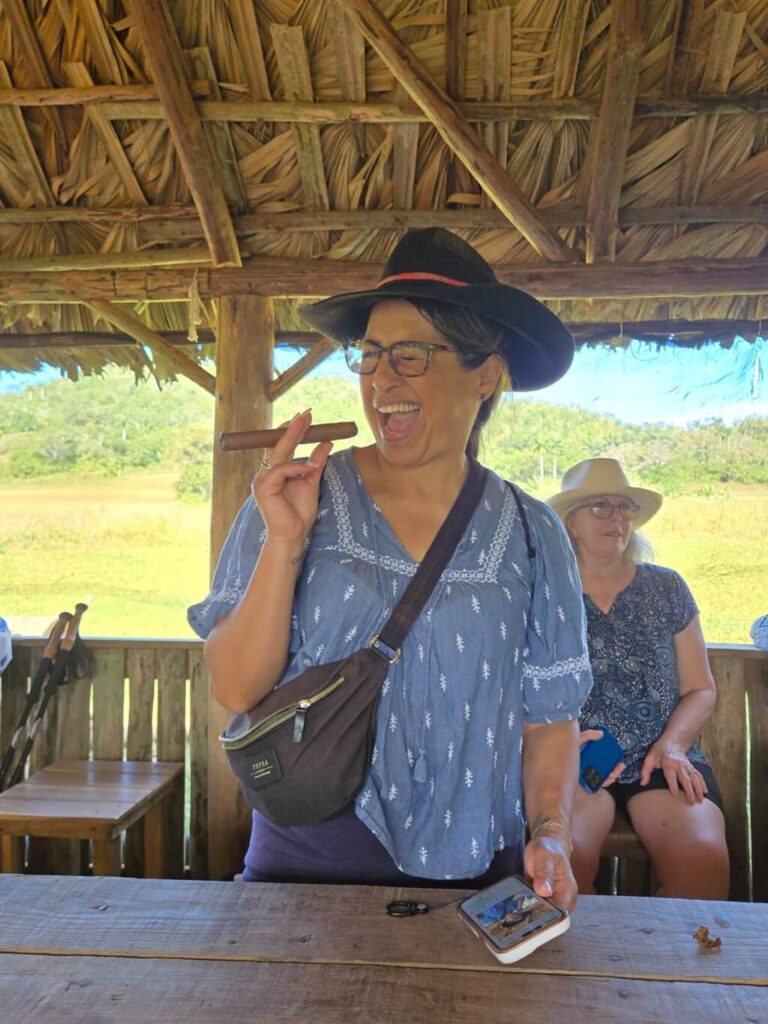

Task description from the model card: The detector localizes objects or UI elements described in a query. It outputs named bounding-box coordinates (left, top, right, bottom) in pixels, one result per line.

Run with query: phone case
left=579, top=726, right=624, bottom=792
left=458, top=877, right=570, bottom=964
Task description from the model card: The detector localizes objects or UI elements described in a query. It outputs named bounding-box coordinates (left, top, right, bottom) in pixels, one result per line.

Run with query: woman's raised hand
left=251, top=410, right=333, bottom=548
left=639, top=740, right=707, bottom=804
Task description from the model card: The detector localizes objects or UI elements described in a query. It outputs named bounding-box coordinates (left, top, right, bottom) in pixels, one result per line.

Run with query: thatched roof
left=1, top=0, right=768, bottom=384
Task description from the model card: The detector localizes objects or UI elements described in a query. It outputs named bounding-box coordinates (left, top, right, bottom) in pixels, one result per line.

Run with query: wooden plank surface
left=124, top=647, right=155, bottom=876
left=187, top=646, right=208, bottom=879
left=91, top=648, right=125, bottom=760
left=703, top=652, right=749, bottom=901
left=0, top=877, right=764, bottom=985
left=1, top=954, right=766, bottom=1024
left=156, top=650, right=187, bottom=878
left=747, top=654, right=768, bottom=902
left=0, top=761, right=182, bottom=837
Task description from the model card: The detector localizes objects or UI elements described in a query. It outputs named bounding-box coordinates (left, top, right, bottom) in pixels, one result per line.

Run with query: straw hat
left=301, top=228, right=574, bottom=392
left=547, top=458, right=663, bottom=528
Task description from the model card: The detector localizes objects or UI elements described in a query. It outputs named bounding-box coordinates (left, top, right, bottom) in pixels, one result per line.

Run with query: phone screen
left=461, top=878, right=564, bottom=951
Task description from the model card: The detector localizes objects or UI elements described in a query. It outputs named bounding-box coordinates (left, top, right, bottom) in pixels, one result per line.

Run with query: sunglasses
left=573, top=499, right=641, bottom=522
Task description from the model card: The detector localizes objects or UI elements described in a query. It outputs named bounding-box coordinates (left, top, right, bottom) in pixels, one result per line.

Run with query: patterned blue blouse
left=579, top=563, right=710, bottom=782
left=188, top=449, right=592, bottom=880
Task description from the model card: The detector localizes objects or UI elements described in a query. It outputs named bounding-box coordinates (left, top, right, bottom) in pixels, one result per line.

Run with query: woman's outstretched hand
left=579, top=729, right=625, bottom=788
left=639, top=740, right=707, bottom=804
left=523, top=834, right=578, bottom=912
left=251, top=410, right=333, bottom=547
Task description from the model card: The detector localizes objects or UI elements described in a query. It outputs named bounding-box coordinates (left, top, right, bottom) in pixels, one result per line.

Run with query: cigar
left=219, top=420, right=358, bottom=453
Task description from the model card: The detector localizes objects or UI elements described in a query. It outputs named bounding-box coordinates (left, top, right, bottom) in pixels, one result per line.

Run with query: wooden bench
left=0, top=759, right=183, bottom=877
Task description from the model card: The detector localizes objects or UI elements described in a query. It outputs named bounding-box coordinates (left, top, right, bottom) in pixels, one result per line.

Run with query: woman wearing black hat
left=189, top=229, right=592, bottom=909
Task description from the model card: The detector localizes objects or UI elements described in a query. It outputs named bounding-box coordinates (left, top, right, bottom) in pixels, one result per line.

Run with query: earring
left=479, top=392, right=487, bottom=401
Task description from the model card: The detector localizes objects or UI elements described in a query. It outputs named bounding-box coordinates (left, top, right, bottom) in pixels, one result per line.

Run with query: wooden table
left=0, top=876, right=765, bottom=1023
left=0, top=759, right=183, bottom=876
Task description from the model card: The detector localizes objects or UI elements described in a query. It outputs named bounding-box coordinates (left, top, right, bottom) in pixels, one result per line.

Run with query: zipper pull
left=293, top=702, right=309, bottom=743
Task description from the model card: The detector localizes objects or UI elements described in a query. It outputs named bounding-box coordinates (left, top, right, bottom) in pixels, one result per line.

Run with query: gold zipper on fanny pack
left=222, top=674, right=346, bottom=750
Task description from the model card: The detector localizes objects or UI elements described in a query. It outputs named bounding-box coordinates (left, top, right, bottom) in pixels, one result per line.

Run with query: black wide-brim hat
left=301, top=228, right=574, bottom=391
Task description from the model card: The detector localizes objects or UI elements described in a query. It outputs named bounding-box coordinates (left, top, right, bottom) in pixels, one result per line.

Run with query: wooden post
left=207, top=295, right=274, bottom=879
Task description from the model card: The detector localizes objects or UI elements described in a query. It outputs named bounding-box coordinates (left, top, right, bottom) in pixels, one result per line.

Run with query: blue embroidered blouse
left=188, top=449, right=592, bottom=880
left=579, top=563, right=710, bottom=782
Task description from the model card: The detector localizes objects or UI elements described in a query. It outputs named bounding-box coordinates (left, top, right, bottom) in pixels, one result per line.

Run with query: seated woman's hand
left=639, top=740, right=707, bottom=804
left=523, top=834, right=578, bottom=912
left=579, top=729, right=626, bottom=788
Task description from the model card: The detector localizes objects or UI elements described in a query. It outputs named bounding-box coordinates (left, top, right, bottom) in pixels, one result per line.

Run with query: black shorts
left=605, top=764, right=724, bottom=815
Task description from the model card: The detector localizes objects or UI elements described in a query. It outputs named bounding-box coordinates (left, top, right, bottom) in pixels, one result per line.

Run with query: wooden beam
left=336, top=0, right=578, bottom=262
left=209, top=296, right=274, bottom=879
left=3, top=203, right=768, bottom=231
left=5, top=322, right=762, bottom=356
left=4, top=256, right=768, bottom=303
left=86, top=300, right=216, bottom=394
left=444, top=0, right=468, bottom=100
left=0, top=82, right=211, bottom=106
left=269, top=337, right=337, bottom=400
left=5, top=88, right=768, bottom=121
left=128, top=0, right=241, bottom=267
left=0, top=248, right=210, bottom=273
left=586, top=0, right=645, bottom=262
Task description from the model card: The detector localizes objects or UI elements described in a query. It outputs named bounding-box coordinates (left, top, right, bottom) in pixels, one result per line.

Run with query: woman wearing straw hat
left=548, top=458, right=729, bottom=899
left=189, top=228, right=592, bottom=908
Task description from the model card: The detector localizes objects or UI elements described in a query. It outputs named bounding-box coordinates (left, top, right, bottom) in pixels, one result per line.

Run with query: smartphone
left=458, top=875, right=570, bottom=964
left=579, top=726, right=624, bottom=793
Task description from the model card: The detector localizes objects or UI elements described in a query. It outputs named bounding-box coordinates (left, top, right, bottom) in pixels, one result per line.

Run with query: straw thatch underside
left=1, top=0, right=768, bottom=383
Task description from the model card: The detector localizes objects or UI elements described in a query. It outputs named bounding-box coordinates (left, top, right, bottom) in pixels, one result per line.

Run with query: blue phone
left=579, top=727, right=624, bottom=793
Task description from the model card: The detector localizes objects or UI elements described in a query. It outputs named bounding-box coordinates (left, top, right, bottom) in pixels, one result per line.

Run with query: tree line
left=1, top=370, right=766, bottom=498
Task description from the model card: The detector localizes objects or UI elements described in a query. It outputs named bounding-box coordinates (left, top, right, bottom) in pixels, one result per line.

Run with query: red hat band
left=377, top=271, right=470, bottom=288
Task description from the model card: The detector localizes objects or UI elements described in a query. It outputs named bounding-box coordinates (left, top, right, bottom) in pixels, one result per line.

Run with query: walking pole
left=8, top=603, right=88, bottom=789
left=0, top=611, right=72, bottom=792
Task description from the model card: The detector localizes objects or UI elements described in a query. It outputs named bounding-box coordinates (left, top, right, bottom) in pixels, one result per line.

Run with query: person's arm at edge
left=522, top=719, right=580, bottom=912
left=204, top=538, right=305, bottom=714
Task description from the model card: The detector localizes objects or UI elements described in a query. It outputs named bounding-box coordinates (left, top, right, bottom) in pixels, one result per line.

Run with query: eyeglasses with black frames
left=574, top=499, right=642, bottom=522
left=343, top=339, right=452, bottom=377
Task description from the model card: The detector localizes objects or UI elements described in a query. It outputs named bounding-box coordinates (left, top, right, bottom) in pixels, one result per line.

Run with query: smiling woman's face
left=358, top=299, right=493, bottom=469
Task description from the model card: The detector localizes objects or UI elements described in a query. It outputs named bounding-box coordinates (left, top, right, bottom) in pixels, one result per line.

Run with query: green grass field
left=2, top=471, right=766, bottom=643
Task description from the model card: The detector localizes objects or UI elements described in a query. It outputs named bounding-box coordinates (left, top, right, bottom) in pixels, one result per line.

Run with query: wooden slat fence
left=1, top=638, right=766, bottom=898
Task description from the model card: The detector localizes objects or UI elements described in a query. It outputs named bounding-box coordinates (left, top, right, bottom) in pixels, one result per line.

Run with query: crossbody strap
left=373, top=458, right=488, bottom=658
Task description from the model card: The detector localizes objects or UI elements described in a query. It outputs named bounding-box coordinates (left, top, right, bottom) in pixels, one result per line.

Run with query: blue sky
left=2, top=336, right=766, bottom=426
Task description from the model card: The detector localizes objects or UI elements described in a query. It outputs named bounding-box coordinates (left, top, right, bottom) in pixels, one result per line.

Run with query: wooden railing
left=1, top=638, right=766, bottom=899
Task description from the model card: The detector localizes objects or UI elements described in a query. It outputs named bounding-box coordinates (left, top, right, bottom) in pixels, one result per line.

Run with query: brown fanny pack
left=220, top=459, right=489, bottom=827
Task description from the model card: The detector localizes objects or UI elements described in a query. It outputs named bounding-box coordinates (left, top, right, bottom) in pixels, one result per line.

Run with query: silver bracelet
left=530, top=816, right=573, bottom=852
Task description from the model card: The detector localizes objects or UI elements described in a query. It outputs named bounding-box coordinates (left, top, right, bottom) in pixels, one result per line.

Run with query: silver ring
left=261, top=457, right=273, bottom=469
